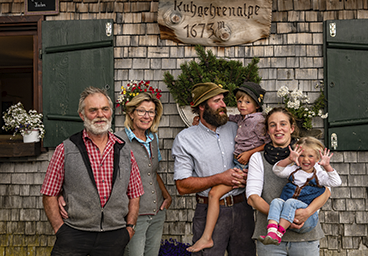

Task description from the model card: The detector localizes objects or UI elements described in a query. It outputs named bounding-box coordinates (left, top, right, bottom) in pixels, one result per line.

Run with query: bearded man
left=172, top=82, right=256, bottom=256
left=41, top=87, right=143, bottom=256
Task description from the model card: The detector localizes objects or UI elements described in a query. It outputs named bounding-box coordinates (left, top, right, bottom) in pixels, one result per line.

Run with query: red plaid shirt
left=41, top=130, right=144, bottom=207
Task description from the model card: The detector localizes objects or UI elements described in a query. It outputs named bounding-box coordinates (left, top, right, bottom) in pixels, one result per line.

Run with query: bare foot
left=187, top=238, right=214, bottom=252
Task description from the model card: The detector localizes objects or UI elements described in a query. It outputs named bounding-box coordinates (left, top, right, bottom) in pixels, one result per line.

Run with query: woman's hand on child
left=319, top=148, right=334, bottom=172
left=288, top=145, right=303, bottom=166
left=291, top=207, right=312, bottom=229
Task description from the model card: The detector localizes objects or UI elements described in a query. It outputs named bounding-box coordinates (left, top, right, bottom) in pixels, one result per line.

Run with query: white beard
left=84, top=116, right=112, bottom=135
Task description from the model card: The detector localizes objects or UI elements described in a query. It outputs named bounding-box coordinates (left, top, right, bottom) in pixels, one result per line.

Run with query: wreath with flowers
left=116, top=80, right=162, bottom=112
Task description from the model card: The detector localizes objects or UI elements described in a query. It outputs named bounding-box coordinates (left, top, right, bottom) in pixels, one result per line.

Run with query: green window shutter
left=324, top=20, right=368, bottom=150
left=42, top=19, right=114, bottom=147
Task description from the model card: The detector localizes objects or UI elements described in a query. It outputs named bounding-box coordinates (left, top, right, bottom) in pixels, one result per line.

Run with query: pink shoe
left=259, top=223, right=280, bottom=245
left=258, top=235, right=266, bottom=242
left=263, top=225, right=286, bottom=245
left=262, top=232, right=281, bottom=245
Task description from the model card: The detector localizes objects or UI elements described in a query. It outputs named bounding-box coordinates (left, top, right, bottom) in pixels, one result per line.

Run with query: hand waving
left=288, top=145, right=303, bottom=166
left=319, top=148, right=333, bottom=168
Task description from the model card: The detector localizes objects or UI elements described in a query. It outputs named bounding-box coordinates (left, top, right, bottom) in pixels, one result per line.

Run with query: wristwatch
left=126, top=224, right=136, bottom=230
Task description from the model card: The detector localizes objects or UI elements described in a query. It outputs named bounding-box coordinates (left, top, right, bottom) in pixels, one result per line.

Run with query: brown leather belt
left=196, top=193, right=245, bottom=207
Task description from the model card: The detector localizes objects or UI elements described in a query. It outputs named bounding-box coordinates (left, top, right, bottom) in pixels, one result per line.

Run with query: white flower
left=319, top=111, right=328, bottom=119
left=290, top=89, right=304, bottom=100
left=277, top=86, right=289, bottom=97
left=308, top=110, right=316, bottom=117
left=263, top=106, right=273, bottom=114
left=287, top=100, right=300, bottom=110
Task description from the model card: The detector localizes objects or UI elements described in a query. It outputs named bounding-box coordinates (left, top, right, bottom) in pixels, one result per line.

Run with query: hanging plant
left=163, top=45, right=262, bottom=107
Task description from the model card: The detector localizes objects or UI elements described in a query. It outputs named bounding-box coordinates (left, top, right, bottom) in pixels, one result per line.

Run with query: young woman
left=246, top=107, right=331, bottom=256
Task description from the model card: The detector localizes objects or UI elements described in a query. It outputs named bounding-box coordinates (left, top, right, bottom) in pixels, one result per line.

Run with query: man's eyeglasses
left=135, top=109, right=156, bottom=117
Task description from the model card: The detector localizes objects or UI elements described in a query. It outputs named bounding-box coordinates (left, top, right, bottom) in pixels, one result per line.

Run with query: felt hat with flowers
left=233, top=82, right=266, bottom=108
left=191, top=82, right=229, bottom=107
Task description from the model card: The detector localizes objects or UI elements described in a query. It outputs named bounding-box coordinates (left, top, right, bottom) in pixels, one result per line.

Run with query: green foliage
left=163, top=45, right=262, bottom=107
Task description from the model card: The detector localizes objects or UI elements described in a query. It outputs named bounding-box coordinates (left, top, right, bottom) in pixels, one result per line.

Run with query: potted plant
left=2, top=102, right=45, bottom=143
left=163, top=45, right=262, bottom=126
left=265, top=83, right=328, bottom=137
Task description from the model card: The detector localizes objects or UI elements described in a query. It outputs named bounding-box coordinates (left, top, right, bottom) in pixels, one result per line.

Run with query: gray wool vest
left=252, top=152, right=325, bottom=242
left=116, top=130, right=163, bottom=215
left=62, top=131, right=132, bottom=232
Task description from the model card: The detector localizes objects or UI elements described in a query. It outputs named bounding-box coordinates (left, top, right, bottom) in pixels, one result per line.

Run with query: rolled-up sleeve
left=172, top=133, right=196, bottom=181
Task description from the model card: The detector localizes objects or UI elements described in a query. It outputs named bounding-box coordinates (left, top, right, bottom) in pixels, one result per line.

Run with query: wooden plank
left=0, top=139, right=41, bottom=157
left=42, top=19, right=114, bottom=147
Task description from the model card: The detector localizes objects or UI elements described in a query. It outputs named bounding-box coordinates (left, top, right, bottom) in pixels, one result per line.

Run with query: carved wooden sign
left=158, top=0, right=272, bottom=46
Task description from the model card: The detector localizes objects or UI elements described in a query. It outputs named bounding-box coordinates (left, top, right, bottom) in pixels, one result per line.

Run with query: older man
left=41, top=87, right=143, bottom=256
left=172, top=82, right=256, bottom=255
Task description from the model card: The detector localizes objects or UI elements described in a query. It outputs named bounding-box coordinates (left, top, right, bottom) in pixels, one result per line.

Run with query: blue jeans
left=233, top=158, right=248, bottom=171
left=257, top=240, right=320, bottom=256
left=268, top=198, right=318, bottom=233
left=124, top=209, right=166, bottom=256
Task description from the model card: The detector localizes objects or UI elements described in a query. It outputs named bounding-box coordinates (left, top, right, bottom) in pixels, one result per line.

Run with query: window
left=0, top=18, right=114, bottom=151
left=0, top=16, right=43, bottom=135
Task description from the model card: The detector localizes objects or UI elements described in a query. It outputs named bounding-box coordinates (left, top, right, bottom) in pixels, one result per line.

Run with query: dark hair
left=264, top=107, right=299, bottom=138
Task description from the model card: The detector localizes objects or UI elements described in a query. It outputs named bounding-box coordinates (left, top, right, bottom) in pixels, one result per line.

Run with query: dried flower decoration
left=116, top=80, right=162, bottom=112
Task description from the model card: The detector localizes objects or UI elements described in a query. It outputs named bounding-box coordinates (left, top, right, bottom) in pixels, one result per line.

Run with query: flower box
left=0, top=135, right=41, bottom=158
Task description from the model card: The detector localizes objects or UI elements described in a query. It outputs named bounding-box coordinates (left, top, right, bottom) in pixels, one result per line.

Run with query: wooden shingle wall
left=1, top=1, right=368, bottom=255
